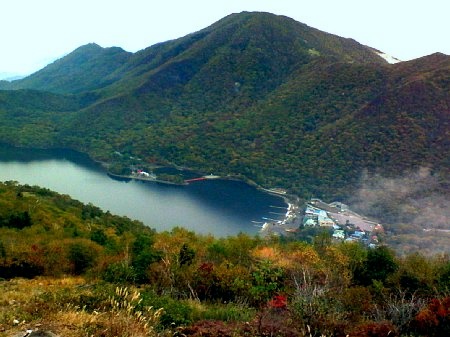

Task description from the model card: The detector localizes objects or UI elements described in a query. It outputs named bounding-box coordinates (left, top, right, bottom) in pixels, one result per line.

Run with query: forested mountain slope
left=0, top=43, right=131, bottom=94
left=0, top=11, right=448, bottom=200
left=1, top=12, right=386, bottom=96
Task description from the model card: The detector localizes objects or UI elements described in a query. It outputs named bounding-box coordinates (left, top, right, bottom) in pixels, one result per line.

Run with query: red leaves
left=350, top=321, right=398, bottom=337
left=267, top=294, right=288, bottom=309
left=413, top=297, right=450, bottom=336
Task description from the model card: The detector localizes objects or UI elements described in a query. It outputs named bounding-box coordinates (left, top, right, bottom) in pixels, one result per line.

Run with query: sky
left=1, top=0, right=449, bottom=77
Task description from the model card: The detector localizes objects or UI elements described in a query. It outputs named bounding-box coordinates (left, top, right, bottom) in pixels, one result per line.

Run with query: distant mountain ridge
left=1, top=12, right=386, bottom=95
left=0, top=43, right=132, bottom=94
left=0, top=73, right=25, bottom=81
left=0, top=11, right=448, bottom=200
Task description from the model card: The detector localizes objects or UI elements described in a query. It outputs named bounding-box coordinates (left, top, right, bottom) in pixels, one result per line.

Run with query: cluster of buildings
left=303, top=205, right=335, bottom=227
left=302, top=199, right=384, bottom=247
left=259, top=197, right=384, bottom=249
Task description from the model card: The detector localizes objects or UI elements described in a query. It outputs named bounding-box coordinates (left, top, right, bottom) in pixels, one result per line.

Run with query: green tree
left=91, top=228, right=107, bottom=246
left=68, top=240, right=100, bottom=275
left=250, top=260, right=284, bottom=306
left=178, top=243, right=195, bottom=266
left=2, top=211, right=32, bottom=229
left=131, top=233, right=161, bottom=283
left=354, top=246, right=398, bottom=286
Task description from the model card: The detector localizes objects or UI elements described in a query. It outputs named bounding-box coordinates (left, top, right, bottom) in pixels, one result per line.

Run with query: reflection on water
left=0, top=145, right=286, bottom=236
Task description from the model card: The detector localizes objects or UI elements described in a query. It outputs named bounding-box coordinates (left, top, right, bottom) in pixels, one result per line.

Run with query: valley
left=0, top=12, right=447, bottom=203
left=0, top=10, right=449, bottom=336
left=0, top=11, right=448, bottom=254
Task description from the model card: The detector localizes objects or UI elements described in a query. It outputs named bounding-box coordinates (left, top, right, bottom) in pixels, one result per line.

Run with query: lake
left=0, top=145, right=286, bottom=236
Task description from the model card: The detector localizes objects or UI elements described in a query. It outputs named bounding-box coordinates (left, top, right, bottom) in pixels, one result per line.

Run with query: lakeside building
left=302, top=199, right=383, bottom=247
left=261, top=198, right=383, bottom=248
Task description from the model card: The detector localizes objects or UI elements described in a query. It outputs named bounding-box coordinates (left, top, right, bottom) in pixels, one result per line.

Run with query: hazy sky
left=1, top=0, right=449, bottom=76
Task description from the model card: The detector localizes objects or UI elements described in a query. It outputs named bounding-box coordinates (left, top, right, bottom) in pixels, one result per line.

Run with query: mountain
left=1, top=12, right=386, bottom=96
left=0, top=11, right=448, bottom=200
left=0, top=73, right=25, bottom=81
left=0, top=43, right=132, bottom=94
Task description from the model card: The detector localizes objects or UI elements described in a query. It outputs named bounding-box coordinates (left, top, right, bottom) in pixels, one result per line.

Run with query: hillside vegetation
left=0, top=43, right=131, bottom=94
left=1, top=12, right=448, bottom=201
left=1, top=182, right=450, bottom=337
left=0, top=12, right=448, bottom=258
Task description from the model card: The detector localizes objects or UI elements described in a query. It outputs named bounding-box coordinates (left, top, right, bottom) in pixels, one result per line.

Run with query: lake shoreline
left=106, top=171, right=188, bottom=186
left=100, top=156, right=298, bottom=202
left=0, top=142, right=297, bottom=201
left=2, top=143, right=298, bottom=235
left=99, top=158, right=300, bottom=235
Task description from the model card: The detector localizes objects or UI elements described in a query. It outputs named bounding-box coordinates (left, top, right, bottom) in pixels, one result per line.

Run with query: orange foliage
left=350, top=321, right=398, bottom=337
left=252, top=246, right=281, bottom=261
left=413, top=297, right=450, bottom=336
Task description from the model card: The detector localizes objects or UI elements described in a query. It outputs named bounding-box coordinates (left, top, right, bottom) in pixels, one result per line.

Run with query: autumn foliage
left=413, top=297, right=450, bottom=336
left=1, top=182, right=450, bottom=336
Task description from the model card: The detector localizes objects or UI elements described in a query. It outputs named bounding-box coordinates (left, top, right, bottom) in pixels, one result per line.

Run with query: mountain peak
left=0, top=12, right=447, bottom=203
left=78, top=42, right=102, bottom=49
left=1, top=12, right=386, bottom=94
left=204, top=11, right=387, bottom=65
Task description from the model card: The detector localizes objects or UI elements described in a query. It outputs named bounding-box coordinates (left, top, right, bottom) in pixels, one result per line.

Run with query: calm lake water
left=0, top=145, right=286, bottom=236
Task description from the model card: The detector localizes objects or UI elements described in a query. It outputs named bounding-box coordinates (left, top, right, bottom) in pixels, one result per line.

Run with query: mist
left=349, top=167, right=448, bottom=228
left=348, top=167, right=449, bottom=255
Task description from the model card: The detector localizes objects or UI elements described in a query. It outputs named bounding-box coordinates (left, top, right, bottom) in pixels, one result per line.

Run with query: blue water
left=0, top=145, right=286, bottom=236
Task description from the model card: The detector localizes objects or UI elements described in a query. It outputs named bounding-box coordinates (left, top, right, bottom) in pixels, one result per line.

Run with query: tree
left=2, top=211, right=32, bottom=229
left=178, top=243, right=195, bottom=266
left=91, top=228, right=108, bottom=246
left=250, top=259, right=284, bottom=306
left=68, top=240, right=100, bottom=275
left=338, top=241, right=367, bottom=282
left=354, top=246, right=398, bottom=286
left=131, top=233, right=160, bottom=283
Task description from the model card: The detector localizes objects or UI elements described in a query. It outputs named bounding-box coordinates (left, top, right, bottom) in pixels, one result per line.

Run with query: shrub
left=67, top=240, right=100, bottom=275
left=141, top=290, right=193, bottom=328
left=0, top=260, right=43, bottom=279
left=350, top=321, right=398, bottom=337
left=102, top=262, right=136, bottom=284
left=412, top=297, right=450, bottom=337
left=1, top=211, right=32, bottom=229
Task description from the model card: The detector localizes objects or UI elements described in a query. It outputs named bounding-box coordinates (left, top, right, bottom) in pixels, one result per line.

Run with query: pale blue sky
left=1, top=0, right=449, bottom=76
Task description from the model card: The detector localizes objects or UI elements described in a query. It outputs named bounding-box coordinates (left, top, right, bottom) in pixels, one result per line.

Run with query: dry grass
left=0, top=278, right=85, bottom=336
left=0, top=278, right=163, bottom=337
left=1, top=277, right=342, bottom=337
left=1, top=277, right=85, bottom=336
left=100, top=286, right=163, bottom=337
left=1, top=276, right=85, bottom=301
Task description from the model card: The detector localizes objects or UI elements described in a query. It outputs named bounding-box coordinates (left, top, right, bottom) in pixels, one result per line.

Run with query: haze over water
left=0, top=145, right=286, bottom=236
